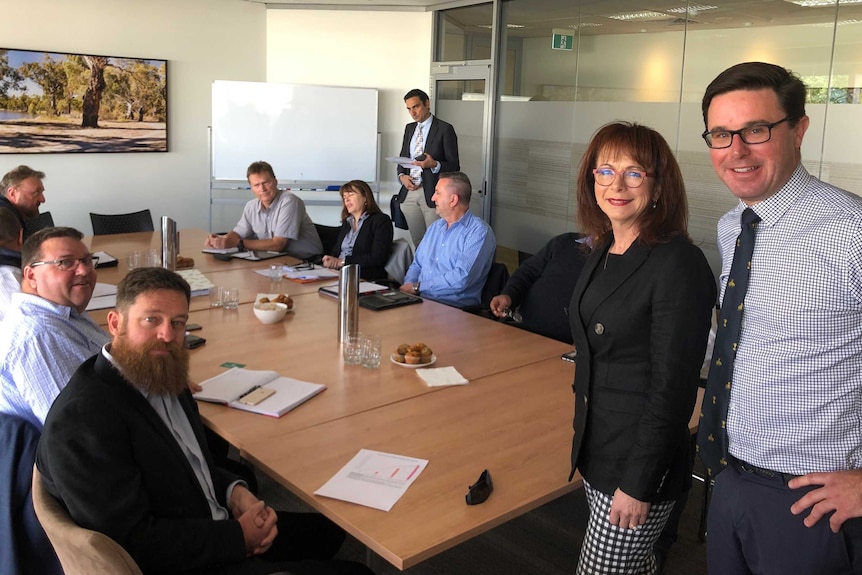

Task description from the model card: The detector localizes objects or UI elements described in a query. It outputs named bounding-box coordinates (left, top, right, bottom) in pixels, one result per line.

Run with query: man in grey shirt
left=204, top=161, right=322, bottom=260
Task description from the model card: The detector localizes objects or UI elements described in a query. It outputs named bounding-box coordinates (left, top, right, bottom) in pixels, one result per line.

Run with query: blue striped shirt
left=0, top=293, right=110, bottom=429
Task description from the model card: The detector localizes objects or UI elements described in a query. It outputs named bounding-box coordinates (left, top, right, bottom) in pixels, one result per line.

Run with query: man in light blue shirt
left=0, top=227, right=109, bottom=429
left=401, top=172, right=495, bottom=308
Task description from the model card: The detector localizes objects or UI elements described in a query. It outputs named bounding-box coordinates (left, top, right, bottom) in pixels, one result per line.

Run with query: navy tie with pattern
left=697, top=207, right=760, bottom=476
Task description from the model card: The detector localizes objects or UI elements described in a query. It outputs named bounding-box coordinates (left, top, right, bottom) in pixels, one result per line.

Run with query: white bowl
left=253, top=302, right=288, bottom=324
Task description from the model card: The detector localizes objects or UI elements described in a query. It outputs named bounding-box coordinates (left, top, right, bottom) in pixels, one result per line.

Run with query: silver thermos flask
left=161, top=216, right=178, bottom=271
left=338, top=264, right=359, bottom=343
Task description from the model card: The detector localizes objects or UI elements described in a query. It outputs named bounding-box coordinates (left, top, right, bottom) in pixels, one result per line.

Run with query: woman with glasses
left=322, top=180, right=393, bottom=281
left=568, top=122, right=716, bottom=574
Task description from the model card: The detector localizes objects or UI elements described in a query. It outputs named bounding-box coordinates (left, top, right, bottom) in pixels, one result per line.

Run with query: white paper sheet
left=85, top=283, right=118, bottom=311
left=385, top=156, right=418, bottom=169
left=314, top=449, right=428, bottom=511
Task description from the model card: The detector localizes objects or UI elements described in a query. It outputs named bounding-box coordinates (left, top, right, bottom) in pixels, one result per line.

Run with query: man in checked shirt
left=698, top=62, right=862, bottom=575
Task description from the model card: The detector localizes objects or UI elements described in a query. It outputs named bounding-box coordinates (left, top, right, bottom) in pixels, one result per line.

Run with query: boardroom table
left=79, top=230, right=701, bottom=572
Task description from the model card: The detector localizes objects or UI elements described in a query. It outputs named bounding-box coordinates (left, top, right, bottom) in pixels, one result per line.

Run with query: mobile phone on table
left=561, top=350, right=577, bottom=363
left=185, top=334, right=207, bottom=349
left=186, top=323, right=202, bottom=331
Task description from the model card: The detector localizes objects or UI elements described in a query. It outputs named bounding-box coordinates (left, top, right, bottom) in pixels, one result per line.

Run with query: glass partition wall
left=434, top=0, right=862, bottom=274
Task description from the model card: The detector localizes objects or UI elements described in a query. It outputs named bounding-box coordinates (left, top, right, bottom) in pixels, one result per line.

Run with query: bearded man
left=36, top=267, right=372, bottom=575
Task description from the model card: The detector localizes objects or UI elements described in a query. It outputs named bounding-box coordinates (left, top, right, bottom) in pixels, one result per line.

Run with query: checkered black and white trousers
left=576, top=480, right=676, bottom=575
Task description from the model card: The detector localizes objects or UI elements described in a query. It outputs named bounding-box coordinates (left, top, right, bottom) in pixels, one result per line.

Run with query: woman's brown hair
left=339, top=180, right=381, bottom=222
left=576, top=121, right=689, bottom=247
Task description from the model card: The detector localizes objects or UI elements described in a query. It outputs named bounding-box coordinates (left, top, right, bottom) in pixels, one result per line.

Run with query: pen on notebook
left=238, top=385, right=261, bottom=399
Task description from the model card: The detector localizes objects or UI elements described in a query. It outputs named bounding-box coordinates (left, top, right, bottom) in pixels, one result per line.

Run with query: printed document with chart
left=315, top=449, right=428, bottom=511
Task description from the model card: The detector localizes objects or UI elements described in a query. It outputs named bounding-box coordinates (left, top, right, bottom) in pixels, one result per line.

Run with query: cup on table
left=269, top=264, right=283, bottom=291
left=126, top=250, right=141, bottom=271
left=209, top=285, right=225, bottom=308
left=343, top=334, right=363, bottom=366
left=143, top=248, right=161, bottom=267
left=361, top=334, right=382, bottom=369
left=223, top=287, right=240, bottom=310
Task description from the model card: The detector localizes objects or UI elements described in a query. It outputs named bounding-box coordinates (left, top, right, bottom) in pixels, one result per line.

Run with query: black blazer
left=396, top=116, right=459, bottom=207
left=36, top=354, right=247, bottom=574
left=330, top=211, right=393, bottom=281
left=568, top=236, right=716, bottom=502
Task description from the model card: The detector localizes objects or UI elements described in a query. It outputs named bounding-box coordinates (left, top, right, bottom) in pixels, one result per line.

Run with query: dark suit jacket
left=568, top=236, right=716, bottom=502
left=36, top=354, right=247, bottom=574
left=396, top=116, right=459, bottom=207
left=330, top=211, right=393, bottom=281
left=0, top=414, right=61, bottom=575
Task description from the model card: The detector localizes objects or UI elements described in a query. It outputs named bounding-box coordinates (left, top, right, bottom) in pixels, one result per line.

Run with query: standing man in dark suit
left=36, top=267, right=372, bottom=575
left=395, top=88, right=459, bottom=247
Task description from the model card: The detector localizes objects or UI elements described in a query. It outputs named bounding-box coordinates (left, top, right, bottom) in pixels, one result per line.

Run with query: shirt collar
left=13, top=291, right=76, bottom=319
left=417, top=115, right=433, bottom=130
left=257, top=189, right=282, bottom=212
left=734, top=164, right=810, bottom=228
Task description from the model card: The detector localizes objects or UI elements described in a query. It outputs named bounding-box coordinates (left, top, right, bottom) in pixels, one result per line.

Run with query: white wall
left=0, top=0, right=266, bottom=234
left=266, top=9, right=432, bottom=226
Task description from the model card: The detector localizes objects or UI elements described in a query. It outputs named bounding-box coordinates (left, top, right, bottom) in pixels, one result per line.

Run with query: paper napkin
left=415, top=366, right=468, bottom=387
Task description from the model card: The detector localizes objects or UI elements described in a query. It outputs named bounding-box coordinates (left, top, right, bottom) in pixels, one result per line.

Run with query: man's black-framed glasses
left=29, top=255, right=99, bottom=271
left=592, top=168, right=652, bottom=188
left=702, top=116, right=794, bottom=149
left=465, top=469, right=493, bottom=505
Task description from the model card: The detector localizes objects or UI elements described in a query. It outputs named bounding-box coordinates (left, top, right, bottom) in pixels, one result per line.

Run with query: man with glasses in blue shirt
left=697, top=62, right=862, bottom=575
left=0, top=227, right=109, bottom=429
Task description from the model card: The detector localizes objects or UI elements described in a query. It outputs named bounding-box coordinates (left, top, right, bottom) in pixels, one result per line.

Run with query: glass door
left=432, top=63, right=493, bottom=222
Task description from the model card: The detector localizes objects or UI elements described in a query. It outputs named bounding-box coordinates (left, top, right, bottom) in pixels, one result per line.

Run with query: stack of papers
left=175, top=269, right=214, bottom=297
left=315, top=449, right=428, bottom=511
left=85, top=283, right=118, bottom=311
left=202, top=247, right=239, bottom=255
left=254, top=266, right=339, bottom=282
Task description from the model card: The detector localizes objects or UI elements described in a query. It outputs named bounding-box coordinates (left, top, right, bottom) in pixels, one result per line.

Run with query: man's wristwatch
left=412, top=282, right=420, bottom=295
left=237, top=239, right=245, bottom=251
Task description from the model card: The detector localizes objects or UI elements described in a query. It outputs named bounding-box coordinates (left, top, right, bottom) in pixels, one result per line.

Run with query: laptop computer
left=358, top=290, right=423, bottom=311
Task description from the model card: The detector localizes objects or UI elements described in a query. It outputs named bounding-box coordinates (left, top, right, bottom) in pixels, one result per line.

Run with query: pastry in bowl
left=253, top=302, right=288, bottom=324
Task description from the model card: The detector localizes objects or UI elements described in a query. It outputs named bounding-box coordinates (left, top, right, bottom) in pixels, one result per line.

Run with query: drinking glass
left=361, top=334, right=381, bottom=369
left=269, top=264, right=283, bottom=292
left=223, top=287, right=239, bottom=310
left=343, top=334, right=363, bottom=365
left=126, top=250, right=141, bottom=270
left=144, top=248, right=161, bottom=267
left=209, top=285, right=225, bottom=308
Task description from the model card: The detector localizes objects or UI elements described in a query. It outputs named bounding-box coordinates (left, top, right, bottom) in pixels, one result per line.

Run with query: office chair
left=89, top=209, right=155, bottom=236
left=31, top=466, right=143, bottom=575
left=314, top=223, right=342, bottom=258
left=23, top=211, right=55, bottom=238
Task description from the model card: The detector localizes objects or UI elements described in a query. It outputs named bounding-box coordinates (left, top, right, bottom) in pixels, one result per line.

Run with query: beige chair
left=31, top=466, right=143, bottom=575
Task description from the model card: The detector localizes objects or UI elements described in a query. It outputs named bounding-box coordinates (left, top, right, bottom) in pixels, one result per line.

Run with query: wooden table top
left=192, top=292, right=571, bottom=448
left=245, top=356, right=580, bottom=570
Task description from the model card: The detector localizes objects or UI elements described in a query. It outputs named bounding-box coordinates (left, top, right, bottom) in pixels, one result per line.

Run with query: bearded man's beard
left=111, top=335, right=190, bottom=396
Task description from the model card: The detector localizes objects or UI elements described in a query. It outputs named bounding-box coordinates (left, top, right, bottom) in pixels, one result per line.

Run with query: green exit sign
left=552, top=32, right=574, bottom=51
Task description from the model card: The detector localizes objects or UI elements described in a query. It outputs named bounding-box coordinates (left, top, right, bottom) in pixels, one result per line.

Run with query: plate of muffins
left=390, top=343, right=436, bottom=368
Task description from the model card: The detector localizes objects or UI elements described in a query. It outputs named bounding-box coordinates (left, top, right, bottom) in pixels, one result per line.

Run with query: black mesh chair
left=23, top=211, right=55, bottom=238
left=89, top=210, right=154, bottom=236
left=314, top=223, right=342, bottom=258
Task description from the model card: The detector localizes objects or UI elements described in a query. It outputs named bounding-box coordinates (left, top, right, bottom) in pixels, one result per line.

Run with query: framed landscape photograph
left=0, top=48, right=167, bottom=153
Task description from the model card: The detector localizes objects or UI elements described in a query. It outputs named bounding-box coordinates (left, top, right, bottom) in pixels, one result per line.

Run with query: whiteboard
left=212, top=81, right=378, bottom=182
